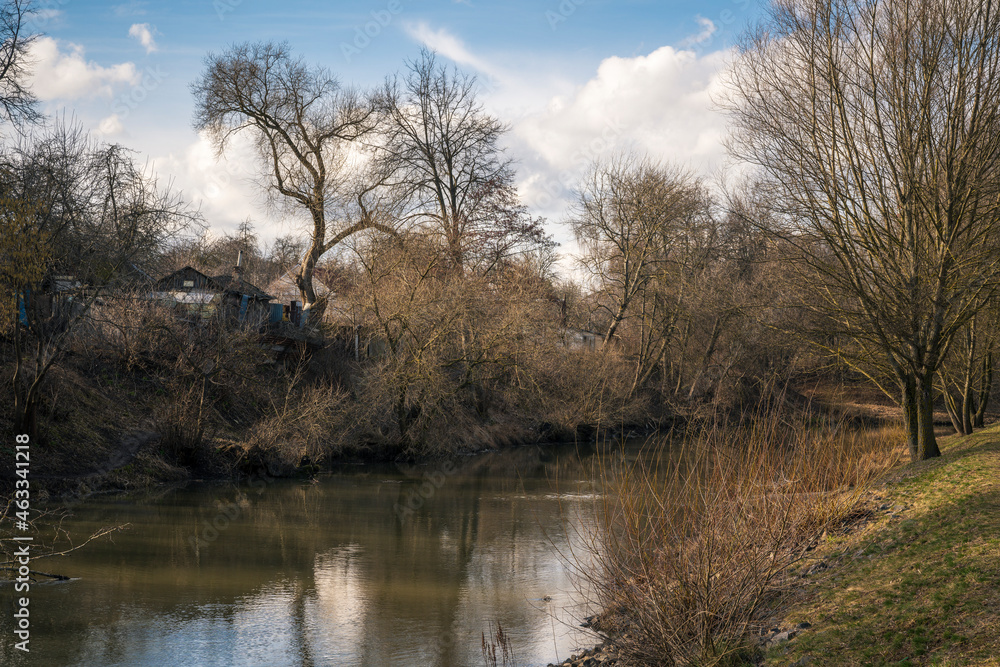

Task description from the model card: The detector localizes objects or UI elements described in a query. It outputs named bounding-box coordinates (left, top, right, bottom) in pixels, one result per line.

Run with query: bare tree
left=374, top=50, right=545, bottom=274
left=725, top=0, right=1000, bottom=460
left=572, top=152, right=709, bottom=350
left=0, top=0, right=39, bottom=130
left=937, top=307, right=999, bottom=434
left=2, top=124, right=196, bottom=439
left=192, top=41, right=392, bottom=321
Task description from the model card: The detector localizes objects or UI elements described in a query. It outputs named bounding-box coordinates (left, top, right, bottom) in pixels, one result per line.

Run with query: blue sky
left=27, top=0, right=762, bottom=255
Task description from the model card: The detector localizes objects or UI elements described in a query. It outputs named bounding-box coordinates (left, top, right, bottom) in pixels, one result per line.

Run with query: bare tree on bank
left=373, top=50, right=547, bottom=275
left=192, top=41, right=392, bottom=322
left=0, top=0, right=39, bottom=130
left=725, top=0, right=1000, bottom=460
left=2, top=125, right=197, bottom=440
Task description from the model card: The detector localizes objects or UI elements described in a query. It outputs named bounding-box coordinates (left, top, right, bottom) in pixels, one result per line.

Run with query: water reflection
left=1, top=444, right=611, bottom=667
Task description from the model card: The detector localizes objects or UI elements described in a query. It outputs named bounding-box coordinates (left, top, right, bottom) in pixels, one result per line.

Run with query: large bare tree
left=572, top=152, right=709, bottom=351
left=373, top=50, right=546, bottom=275
left=192, top=41, right=391, bottom=321
left=725, top=0, right=1000, bottom=460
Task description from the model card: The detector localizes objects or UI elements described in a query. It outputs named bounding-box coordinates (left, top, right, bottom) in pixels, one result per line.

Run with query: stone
left=771, top=630, right=798, bottom=644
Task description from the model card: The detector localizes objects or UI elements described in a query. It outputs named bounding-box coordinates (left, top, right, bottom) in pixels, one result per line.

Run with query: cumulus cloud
left=97, top=114, right=125, bottom=136
left=129, top=23, right=158, bottom=53
left=152, top=133, right=280, bottom=239
left=27, top=36, right=139, bottom=101
left=515, top=45, right=732, bottom=223
left=514, top=45, right=731, bottom=182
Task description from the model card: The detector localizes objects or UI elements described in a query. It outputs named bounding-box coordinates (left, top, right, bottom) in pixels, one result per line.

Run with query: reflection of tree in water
left=0, top=444, right=605, bottom=666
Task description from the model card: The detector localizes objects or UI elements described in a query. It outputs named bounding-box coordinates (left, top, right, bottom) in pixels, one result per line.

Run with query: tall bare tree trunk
left=915, top=372, right=941, bottom=460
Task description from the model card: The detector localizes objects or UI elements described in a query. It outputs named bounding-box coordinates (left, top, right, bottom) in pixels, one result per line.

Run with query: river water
left=2, top=443, right=614, bottom=667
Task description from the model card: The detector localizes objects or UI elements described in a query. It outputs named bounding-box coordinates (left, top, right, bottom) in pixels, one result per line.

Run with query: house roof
left=210, top=274, right=274, bottom=301
left=156, top=266, right=273, bottom=301
left=151, top=291, right=220, bottom=305
left=266, top=269, right=331, bottom=302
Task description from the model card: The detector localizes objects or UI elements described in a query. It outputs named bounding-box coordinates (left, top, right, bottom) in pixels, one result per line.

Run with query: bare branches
left=372, top=50, right=536, bottom=274
left=724, top=0, right=1000, bottom=459
left=0, top=0, right=40, bottom=131
left=192, top=41, right=382, bottom=318
left=572, top=151, right=710, bottom=345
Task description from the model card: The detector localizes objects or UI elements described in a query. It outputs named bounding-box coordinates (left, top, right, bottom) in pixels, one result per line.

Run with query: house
left=561, top=327, right=605, bottom=352
left=17, top=274, right=86, bottom=331
left=153, top=264, right=274, bottom=323
left=266, top=269, right=331, bottom=305
left=265, top=268, right=359, bottom=325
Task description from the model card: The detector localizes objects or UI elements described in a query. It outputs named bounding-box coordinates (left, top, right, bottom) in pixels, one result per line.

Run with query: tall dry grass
left=577, top=411, right=903, bottom=666
left=481, top=621, right=518, bottom=667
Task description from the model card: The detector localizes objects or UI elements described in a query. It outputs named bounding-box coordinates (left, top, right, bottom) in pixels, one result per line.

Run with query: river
left=1, top=442, right=616, bottom=667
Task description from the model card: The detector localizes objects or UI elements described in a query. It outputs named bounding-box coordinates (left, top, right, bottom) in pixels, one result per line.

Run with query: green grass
left=768, top=426, right=1000, bottom=666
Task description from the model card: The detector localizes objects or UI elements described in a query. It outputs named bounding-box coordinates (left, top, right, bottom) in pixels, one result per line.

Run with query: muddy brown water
left=1, top=443, right=631, bottom=667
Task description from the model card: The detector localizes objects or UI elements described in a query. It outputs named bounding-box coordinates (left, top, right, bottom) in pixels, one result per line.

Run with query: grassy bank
left=766, top=426, right=1000, bottom=666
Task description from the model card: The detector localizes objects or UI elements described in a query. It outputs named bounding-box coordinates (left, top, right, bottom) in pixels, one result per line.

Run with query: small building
left=265, top=269, right=331, bottom=306
left=153, top=265, right=273, bottom=323
left=561, top=328, right=605, bottom=352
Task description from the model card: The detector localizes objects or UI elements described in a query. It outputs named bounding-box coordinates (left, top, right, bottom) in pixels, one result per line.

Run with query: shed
left=154, top=266, right=273, bottom=322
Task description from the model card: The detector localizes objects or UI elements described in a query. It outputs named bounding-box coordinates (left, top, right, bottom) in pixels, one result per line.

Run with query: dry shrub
left=579, top=410, right=903, bottom=666
left=154, top=379, right=210, bottom=467
left=509, top=344, right=646, bottom=438
left=235, top=380, right=352, bottom=475
left=83, top=291, right=178, bottom=371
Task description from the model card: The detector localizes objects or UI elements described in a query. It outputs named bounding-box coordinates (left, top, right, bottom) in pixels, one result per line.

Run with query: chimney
left=233, top=249, right=244, bottom=282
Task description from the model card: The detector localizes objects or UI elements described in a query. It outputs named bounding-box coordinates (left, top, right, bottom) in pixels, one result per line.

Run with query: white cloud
left=680, top=16, right=718, bottom=47
left=152, top=133, right=285, bottom=240
left=129, top=23, right=158, bottom=53
left=507, top=45, right=733, bottom=269
left=97, top=114, right=125, bottom=136
left=403, top=21, right=504, bottom=83
left=27, top=37, right=139, bottom=101
left=514, top=45, right=731, bottom=182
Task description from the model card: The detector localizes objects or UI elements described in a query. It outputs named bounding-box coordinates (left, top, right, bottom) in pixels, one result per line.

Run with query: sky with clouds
left=23, top=0, right=763, bottom=260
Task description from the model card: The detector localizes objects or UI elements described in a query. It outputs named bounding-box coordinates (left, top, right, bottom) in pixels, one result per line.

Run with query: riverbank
left=756, top=425, right=1000, bottom=666
left=549, top=416, right=1000, bottom=667
left=0, top=345, right=668, bottom=499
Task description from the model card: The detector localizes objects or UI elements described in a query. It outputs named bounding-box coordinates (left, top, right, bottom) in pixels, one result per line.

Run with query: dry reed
left=575, top=410, right=903, bottom=666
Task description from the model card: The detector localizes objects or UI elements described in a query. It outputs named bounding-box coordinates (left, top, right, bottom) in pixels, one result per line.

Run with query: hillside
left=767, top=427, right=1000, bottom=666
